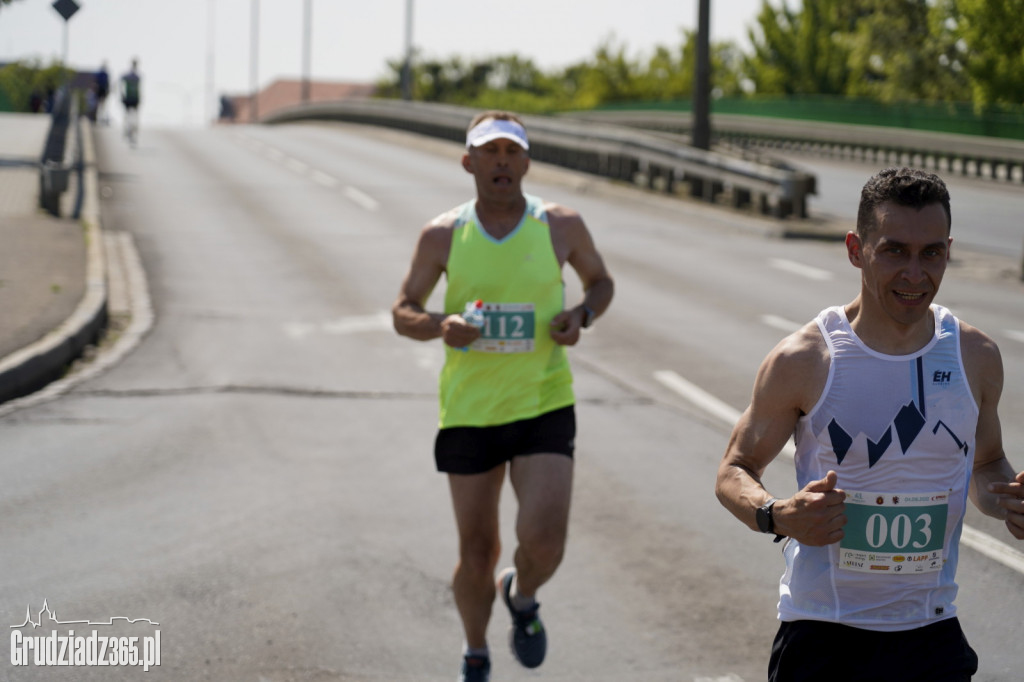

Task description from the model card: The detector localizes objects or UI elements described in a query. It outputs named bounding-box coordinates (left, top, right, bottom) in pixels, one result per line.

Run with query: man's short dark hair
left=856, top=167, right=951, bottom=239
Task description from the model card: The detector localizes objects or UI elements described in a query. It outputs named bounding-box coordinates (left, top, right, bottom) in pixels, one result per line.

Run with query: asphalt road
left=776, top=151, right=1024, bottom=261
left=1, top=121, right=1022, bottom=681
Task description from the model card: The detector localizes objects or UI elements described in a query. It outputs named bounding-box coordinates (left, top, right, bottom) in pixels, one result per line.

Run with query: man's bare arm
left=716, top=324, right=847, bottom=546
left=546, top=204, right=614, bottom=344
left=962, top=323, right=1024, bottom=539
left=392, top=217, right=483, bottom=349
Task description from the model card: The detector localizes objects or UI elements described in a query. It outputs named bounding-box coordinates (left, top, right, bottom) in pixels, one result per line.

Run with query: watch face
left=756, top=504, right=772, bottom=533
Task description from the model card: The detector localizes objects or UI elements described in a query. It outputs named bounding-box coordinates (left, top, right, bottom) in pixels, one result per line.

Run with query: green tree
left=744, top=0, right=854, bottom=95
left=952, top=0, right=1024, bottom=107
left=0, top=60, right=70, bottom=112
left=842, top=0, right=969, bottom=103
left=742, top=0, right=974, bottom=104
left=374, top=29, right=750, bottom=112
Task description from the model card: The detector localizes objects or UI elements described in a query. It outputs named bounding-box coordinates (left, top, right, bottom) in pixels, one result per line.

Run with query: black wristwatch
left=581, top=304, right=596, bottom=329
left=756, top=498, right=786, bottom=543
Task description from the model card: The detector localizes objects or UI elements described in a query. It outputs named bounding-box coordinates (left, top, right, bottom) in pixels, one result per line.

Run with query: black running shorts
left=768, top=618, right=978, bottom=682
left=434, top=405, right=576, bottom=474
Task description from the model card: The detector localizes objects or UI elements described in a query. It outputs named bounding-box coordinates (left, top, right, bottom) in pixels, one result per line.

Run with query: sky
left=0, top=0, right=768, bottom=128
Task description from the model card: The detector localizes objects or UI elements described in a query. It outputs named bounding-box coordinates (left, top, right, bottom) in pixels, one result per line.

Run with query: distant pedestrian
left=95, top=61, right=110, bottom=125
left=219, top=95, right=236, bottom=123
left=120, top=58, right=141, bottom=146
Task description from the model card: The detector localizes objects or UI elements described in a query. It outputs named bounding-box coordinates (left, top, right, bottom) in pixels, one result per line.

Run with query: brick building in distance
left=222, top=78, right=376, bottom=123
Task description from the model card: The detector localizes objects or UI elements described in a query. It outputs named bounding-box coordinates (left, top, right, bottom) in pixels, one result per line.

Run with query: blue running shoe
left=459, top=654, right=490, bottom=682
left=498, top=567, right=546, bottom=668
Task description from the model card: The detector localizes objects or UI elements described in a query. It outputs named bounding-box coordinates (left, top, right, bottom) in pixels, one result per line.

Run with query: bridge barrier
left=38, top=87, right=85, bottom=219
left=569, top=110, right=1024, bottom=184
left=262, top=99, right=817, bottom=219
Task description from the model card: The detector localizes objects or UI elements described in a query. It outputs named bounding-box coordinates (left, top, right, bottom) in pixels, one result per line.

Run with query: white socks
left=463, top=644, right=490, bottom=660
left=509, top=575, right=538, bottom=612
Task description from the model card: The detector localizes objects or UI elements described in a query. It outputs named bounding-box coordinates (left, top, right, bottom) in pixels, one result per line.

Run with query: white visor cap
left=465, top=118, right=530, bottom=150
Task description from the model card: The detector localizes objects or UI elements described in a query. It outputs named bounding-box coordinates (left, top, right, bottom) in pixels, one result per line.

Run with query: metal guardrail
left=38, top=86, right=84, bottom=218
left=568, top=110, right=1024, bottom=184
left=262, top=99, right=817, bottom=219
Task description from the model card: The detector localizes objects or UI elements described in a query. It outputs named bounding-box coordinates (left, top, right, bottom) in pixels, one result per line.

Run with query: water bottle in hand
left=459, top=299, right=484, bottom=352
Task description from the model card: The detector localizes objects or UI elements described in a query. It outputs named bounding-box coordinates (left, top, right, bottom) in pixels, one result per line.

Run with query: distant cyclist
left=120, top=58, right=141, bottom=146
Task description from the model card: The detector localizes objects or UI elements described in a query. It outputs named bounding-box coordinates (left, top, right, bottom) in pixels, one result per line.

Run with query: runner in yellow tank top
left=439, top=193, right=574, bottom=428
left=393, top=111, right=614, bottom=682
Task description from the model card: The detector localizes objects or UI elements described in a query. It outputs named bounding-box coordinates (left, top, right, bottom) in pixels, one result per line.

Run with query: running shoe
left=459, top=654, right=490, bottom=682
left=497, top=567, right=547, bottom=668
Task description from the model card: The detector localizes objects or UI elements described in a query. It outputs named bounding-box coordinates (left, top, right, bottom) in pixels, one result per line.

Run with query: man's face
left=847, top=201, right=952, bottom=328
left=462, top=134, right=530, bottom=199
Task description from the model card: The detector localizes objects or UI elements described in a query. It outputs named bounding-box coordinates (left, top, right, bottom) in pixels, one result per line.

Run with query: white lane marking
left=310, top=169, right=338, bottom=188
left=760, top=314, right=801, bottom=334
left=285, top=158, right=308, bottom=174
left=695, top=675, right=745, bottom=682
left=961, top=525, right=1024, bottom=575
left=653, top=369, right=742, bottom=427
left=265, top=147, right=284, bottom=162
left=654, top=368, right=1024, bottom=575
left=769, top=258, right=833, bottom=281
left=412, top=345, right=442, bottom=372
left=284, top=312, right=392, bottom=340
left=342, top=185, right=379, bottom=212
left=1005, top=330, right=1024, bottom=344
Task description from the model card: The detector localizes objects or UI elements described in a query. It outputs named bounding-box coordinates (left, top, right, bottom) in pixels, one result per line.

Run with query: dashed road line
left=284, top=158, right=308, bottom=174
left=760, top=314, right=801, bottom=334
left=342, top=185, right=379, bottom=212
left=284, top=312, right=391, bottom=340
left=769, top=258, right=833, bottom=281
left=233, top=133, right=377, bottom=211
left=653, top=368, right=1024, bottom=575
left=653, top=369, right=743, bottom=427
left=309, top=169, right=338, bottom=188
left=1005, top=330, right=1024, bottom=344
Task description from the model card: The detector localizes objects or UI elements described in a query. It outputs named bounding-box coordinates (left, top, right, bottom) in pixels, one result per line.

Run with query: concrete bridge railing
left=262, top=99, right=817, bottom=219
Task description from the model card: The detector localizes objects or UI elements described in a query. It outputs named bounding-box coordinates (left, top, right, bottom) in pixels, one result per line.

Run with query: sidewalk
left=0, top=112, right=103, bottom=404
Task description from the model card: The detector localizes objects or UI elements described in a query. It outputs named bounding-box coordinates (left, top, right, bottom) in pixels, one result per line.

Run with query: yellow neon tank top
left=439, top=194, right=574, bottom=428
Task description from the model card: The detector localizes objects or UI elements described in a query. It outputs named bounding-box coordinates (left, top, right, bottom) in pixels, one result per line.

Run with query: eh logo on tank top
left=826, top=359, right=967, bottom=468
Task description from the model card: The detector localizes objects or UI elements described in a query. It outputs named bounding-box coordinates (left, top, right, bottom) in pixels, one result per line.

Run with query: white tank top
left=780, top=305, right=978, bottom=631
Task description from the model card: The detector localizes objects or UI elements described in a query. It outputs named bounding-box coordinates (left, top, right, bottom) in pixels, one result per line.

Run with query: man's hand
left=549, top=308, right=582, bottom=346
left=440, top=314, right=482, bottom=348
left=775, top=471, right=847, bottom=546
left=988, top=470, right=1024, bottom=540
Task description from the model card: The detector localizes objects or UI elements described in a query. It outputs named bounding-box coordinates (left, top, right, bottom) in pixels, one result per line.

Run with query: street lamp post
left=691, top=0, right=711, bottom=151
left=206, top=0, right=216, bottom=124
left=51, top=0, right=80, bottom=87
left=302, top=0, right=312, bottom=103
left=401, top=0, right=413, bottom=100
left=250, top=0, right=260, bottom=122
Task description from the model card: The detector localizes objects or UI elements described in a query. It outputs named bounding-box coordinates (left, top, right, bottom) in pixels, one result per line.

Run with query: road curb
left=0, top=119, right=108, bottom=405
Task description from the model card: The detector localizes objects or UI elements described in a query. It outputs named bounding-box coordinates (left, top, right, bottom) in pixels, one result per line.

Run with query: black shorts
left=434, top=405, right=575, bottom=474
left=769, top=618, right=979, bottom=682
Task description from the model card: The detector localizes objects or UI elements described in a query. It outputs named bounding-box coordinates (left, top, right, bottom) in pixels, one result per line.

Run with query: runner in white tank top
left=716, top=168, right=1024, bottom=681
left=783, top=303, right=975, bottom=630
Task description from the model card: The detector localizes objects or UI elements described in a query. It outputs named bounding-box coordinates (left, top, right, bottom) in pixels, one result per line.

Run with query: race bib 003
left=838, top=490, right=950, bottom=574
left=470, top=302, right=535, bottom=353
